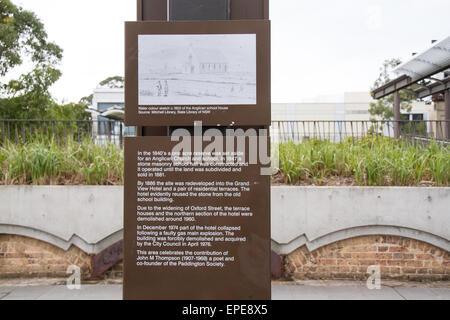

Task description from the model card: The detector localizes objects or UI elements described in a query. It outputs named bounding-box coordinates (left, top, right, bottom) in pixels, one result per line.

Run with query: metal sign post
left=123, top=0, right=271, bottom=300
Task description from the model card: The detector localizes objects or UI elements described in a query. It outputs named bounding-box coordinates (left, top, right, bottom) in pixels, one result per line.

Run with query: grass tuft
left=1, top=136, right=448, bottom=186
left=277, top=137, right=450, bottom=186
left=0, top=138, right=123, bottom=185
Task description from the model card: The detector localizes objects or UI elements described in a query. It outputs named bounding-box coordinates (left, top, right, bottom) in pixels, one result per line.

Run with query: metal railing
left=1, top=119, right=449, bottom=146
left=270, top=120, right=450, bottom=144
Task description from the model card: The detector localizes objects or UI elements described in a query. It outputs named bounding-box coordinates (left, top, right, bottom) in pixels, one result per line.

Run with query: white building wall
left=92, top=88, right=125, bottom=112
left=273, top=92, right=433, bottom=122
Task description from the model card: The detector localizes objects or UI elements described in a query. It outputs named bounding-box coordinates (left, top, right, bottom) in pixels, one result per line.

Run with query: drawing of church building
left=183, top=45, right=228, bottom=74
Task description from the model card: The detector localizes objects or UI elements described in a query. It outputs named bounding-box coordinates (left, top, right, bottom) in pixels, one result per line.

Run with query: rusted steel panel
left=230, top=0, right=268, bottom=20
left=271, top=250, right=282, bottom=279
left=91, top=240, right=124, bottom=278
left=139, top=0, right=167, bottom=21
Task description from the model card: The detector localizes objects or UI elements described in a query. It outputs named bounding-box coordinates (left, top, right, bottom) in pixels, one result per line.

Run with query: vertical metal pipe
left=21, top=122, right=25, bottom=144
left=445, top=90, right=450, bottom=140
left=393, top=91, right=401, bottom=139
left=350, top=121, right=354, bottom=142
left=14, top=122, right=18, bottom=144
left=120, top=122, right=124, bottom=149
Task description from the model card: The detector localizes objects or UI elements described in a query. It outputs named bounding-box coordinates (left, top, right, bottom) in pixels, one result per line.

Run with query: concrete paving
left=393, top=287, right=450, bottom=300
left=0, top=284, right=449, bottom=300
left=0, top=285, right=122, bottom=301
left=272, top=284, right=403, bottom=300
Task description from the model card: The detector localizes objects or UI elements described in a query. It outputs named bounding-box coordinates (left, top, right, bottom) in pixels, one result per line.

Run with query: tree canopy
left=0, top=0, right=64, bottom=119
left=79, top=76, right=124, bottom=106
left=369, top=58, right=415, bottom=120
left=0, top=0, right=62, bottom=76
left=99, top=76, right=124, bottom=89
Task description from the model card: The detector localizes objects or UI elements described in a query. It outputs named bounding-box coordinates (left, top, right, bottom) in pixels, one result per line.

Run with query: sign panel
left=138, top=34, right=257, bottom=106
left=123, top=137, right=271, bottom=300
left=125, top=20, right=270, bottom=126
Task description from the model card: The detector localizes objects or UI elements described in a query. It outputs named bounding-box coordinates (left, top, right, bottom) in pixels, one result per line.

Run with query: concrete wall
left=0, top=186, right=448, bottom=255
left=0, top=186, right=123, bottom=255
left=271, top=187, right=450, bottom=255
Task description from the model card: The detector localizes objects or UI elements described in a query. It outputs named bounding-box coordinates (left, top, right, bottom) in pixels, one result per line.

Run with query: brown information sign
left=125, top=20, right=271, bottom=127
left=123, top=136, right=271, bottom=300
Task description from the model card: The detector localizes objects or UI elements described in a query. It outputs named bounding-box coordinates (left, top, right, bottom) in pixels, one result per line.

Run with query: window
left=97, top=103, right=124, bottom=112
left=401, top=113, right=424, bottom=121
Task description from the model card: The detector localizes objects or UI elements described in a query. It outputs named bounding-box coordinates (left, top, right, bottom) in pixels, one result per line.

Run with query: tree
left=99, top=76, right=124, bottom=89
left=78, top=76, right=124, bottom=106
left=369, top=58, right=415, bottom=121
left=0, top=65, right=61, bottom=119
left=0, top=0, right=63, bottom=119
left=46, top=102, right=91, bottom=121
left=79, top=94, right=93, bottom=106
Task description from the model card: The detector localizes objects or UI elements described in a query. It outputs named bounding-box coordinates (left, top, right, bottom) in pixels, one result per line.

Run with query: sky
left=12, top=0, right=450, bottom=103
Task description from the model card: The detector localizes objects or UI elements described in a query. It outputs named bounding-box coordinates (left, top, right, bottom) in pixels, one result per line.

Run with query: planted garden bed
left=0, top=137, right=449, bottom=186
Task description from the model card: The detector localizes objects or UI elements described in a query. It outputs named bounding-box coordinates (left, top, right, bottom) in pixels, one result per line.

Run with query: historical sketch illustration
left=138, top=34, right=257, bottom=105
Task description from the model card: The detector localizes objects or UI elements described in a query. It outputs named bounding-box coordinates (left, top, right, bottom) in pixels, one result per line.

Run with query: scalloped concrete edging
left=271, top=186, right=450, bottom=254
left=0, top=186, right=448, bottom=255
left=0, top=186, right=123, bottom=254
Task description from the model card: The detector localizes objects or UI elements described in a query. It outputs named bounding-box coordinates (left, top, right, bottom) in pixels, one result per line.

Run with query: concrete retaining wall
left=271, top=187, right=450, bottom=254
left=0, top=186, right=448, bottom=255
left=0, top=186, right=123, bottom=255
